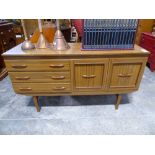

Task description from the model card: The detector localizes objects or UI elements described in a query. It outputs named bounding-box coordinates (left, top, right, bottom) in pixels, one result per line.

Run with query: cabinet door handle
left=53, top=86, right=65, bottom=90
left=51, top=76, right=65, bottom=80
left=12, top=64, right=27, bottom=69
left=118, top=74, right=132, bottom=77
left=82, top=75, right=96, bottom=78
left=49, top=64, right=64, bottom=68
left=15, top=76, right=30, bottom=80
left=19, top=87, right=32, bottom=91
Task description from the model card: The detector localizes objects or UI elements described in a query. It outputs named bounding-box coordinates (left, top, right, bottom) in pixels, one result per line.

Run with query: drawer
left=9, top=72, right=70, bottom=83
left=5, top=60, right=70, bottom=71
left=13, top=83, right=71, bottom=93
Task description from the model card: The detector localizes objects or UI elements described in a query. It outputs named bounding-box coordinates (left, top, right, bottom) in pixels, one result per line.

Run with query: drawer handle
left=12, top=64, right=27, bottom=69
left=51, top=76, right=65, bottom=80
left=53, top=86, right=65, bottom=90
left=118, top=74, right=132, bottom=77
left=15, top=76, right=30, bottom=80
left=19, top=87, right=32, bottom=91
left=82, top=75, right=96, bottom=78
left=49, top=64, right=64, bottom=68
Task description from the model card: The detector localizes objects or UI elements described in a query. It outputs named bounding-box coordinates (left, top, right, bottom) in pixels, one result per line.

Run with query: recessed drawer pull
left=53, top=86, right=65, bottom=90
left=51, top=76, right=65, bottom=80
left=19, top=87, right=32, bottom=91
left=15, top=76, right=30, bottom=80
left=118, top=74, right=132, bottom=77
left=82, top=75, right=96, bottom=78
left=49, top=64, right=64, bottom=68
left=12, top=64, right=27, bottom=69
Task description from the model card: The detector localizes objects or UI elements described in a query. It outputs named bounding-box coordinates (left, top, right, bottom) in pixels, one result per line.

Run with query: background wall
left=23, top=19, right=38, bottom=37
left=23, top=19, right=155, bottom=45
left=135, top=19, right=155, bottom=44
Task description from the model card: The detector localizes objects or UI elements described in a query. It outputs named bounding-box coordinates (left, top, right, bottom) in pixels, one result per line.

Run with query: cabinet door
left=109, top=58, right=147, bottom=91
left=73, top=59, right=108, bottom=91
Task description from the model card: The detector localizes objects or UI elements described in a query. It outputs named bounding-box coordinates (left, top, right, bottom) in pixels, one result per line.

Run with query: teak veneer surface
left=3, top=43, right=149, bottom=57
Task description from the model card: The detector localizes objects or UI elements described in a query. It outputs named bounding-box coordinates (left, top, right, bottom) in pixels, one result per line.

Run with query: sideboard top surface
left=2, top=43, right=149, bottom=57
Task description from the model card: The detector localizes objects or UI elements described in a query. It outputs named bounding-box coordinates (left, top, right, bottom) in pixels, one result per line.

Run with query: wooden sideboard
left=2, top=43, right=149, bottom=112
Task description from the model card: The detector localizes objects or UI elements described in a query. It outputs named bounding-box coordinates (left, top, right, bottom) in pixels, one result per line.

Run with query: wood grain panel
left=108, top=57, right=147, bottom=90
left=9, top=72, right=70, bottom=83
left=73, top=59, right=109, bottom=91
left=2, top=43, right=149, bottom=58
left=13, top=83, right=71, bottom=93
left=110, top=63, right=142, bottom=88
left=5, top=59, right=70, bottom=71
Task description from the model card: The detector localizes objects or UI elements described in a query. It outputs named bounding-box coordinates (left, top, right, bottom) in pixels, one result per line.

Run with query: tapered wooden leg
left=115, top=94, right=122, bottom=110
left=33, top=96, right=40, bottom=112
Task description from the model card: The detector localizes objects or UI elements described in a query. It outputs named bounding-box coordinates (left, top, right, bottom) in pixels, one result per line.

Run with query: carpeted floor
left=0, top=67, right=155, bottom=135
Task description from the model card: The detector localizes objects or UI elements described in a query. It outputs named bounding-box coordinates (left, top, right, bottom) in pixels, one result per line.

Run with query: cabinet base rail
left=32, top=94, right=122, bottom=112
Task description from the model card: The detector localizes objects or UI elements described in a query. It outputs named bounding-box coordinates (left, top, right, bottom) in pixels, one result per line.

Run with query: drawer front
left=13, top=83, right=71, bottom=93
left=73, top=59, right=108, bottom=91
left=9, top=72, right=70, bottom=83
left=5, top=60, right=70, bottom=71
left=109, top=58, right=146, bottom=90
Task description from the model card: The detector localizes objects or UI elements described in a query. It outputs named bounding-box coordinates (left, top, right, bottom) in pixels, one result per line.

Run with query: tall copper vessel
left=36, top=19, right=50, bottom=49
left=53, top=19, right=70, bottom=50
left=21, top=19, right=35, bottom=50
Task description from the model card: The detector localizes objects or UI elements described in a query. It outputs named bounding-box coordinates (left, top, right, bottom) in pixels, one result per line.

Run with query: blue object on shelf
left=82, top=19, right=138, bottom=50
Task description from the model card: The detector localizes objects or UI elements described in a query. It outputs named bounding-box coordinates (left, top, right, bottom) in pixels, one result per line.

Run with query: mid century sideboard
left=2, top=43, right=149, bottom=112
